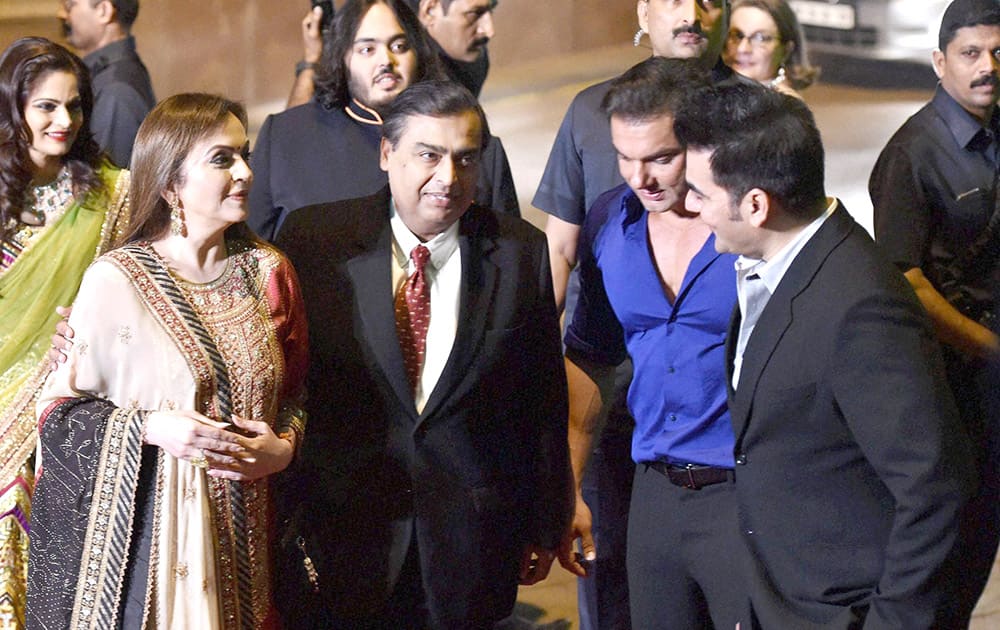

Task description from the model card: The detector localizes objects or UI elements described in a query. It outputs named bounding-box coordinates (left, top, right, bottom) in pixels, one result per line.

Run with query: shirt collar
left=735, top=197, right=837, bottom=293
left=83, top=36, right=137, bottom=74
left=619, top=190, right=647, bottom=231
left=389, top=198, right=460, bottom=272
left=932, top=84, right=1000, bottom=150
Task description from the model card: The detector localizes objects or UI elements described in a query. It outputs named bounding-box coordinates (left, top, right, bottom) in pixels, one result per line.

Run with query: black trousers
left=936, top=354, right=1000, bottom=629
left=627, top=465, right=743, bottom=630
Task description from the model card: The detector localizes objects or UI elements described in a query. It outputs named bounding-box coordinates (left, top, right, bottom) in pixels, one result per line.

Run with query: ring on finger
left=190, top=448, right=209, bottom=469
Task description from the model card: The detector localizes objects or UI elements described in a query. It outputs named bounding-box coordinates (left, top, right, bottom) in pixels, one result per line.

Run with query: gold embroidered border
left=0, top=357, right=49, bottom=492
left=103, top=250, right=216, bottom=404
left=95, top=169, right=131, bottom=257
left=0, top=168, right=132, bottom=493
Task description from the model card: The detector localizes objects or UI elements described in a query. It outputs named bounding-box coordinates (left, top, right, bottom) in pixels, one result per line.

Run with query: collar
left=618, top=189, right=647, bottom=232
left=345, top=99, right=383, bottom=126
left=432, top=37, right=490, bottom=96
left=389, top=198, right=460, bottom=272
left=711, top=57, right=736, bottom=83
left=735, top=197, right=837, bottom=294
left=932, top=84, right=1000, bottom=150
left=83, top=36, right=137, bottom=74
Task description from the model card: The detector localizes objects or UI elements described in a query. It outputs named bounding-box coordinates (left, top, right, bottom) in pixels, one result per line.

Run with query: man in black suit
left=273, top=80, right=571, bottom=629
left=870, top=1, right=1000, bottom=623
left=675, top=81, right=974, bottom=628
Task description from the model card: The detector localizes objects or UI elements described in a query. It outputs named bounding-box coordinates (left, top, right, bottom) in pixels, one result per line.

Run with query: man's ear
left=932, top=48, right=946, bottom=80
left=420, top=0, right=441, bottom=26
left=379, top=136, right=392, bottom=172
left=95, top=0, right=116, bottom=27
left=636, top=0, right=649, bottom=35
left=743, top=188, right=771, bottom=229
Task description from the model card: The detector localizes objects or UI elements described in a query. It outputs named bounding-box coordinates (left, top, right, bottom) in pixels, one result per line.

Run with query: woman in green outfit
left=0, top=37, right=129, bottom=628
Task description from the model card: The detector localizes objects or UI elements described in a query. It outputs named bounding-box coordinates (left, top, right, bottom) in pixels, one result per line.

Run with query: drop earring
left=633, top=28, right=646, bottom=47
left=169, top=198, right=184, bottom=236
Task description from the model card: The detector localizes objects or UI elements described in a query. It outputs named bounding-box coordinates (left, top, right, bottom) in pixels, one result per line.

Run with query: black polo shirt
left=870, top=85, right=1000, bottom=315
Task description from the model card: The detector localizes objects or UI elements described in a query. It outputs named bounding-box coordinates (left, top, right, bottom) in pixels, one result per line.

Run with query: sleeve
left=475, top=135, right=520, bottom=217
left=532, top=94, right=588, bottom=225
left=563, top=198, right=626, bottom=366
left=266, top=251, right=310, bottom=447
left=528, top=235, right=573, bottom=549
left=89, top=82, right=150, bottom=169
left=829, top=289, right=974, bottom=628
left=37, top=260, right=137, bottom=414
left=869, top=141, right=932, bottom=272
left=248, top=115, right=281, bottom=242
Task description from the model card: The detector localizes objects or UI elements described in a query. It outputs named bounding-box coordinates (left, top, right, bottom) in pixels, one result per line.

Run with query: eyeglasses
left=727, top=30, right=780, bottom=48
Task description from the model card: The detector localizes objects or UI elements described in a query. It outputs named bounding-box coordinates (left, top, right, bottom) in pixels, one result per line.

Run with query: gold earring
left=169, top=198, right=184, bottom=236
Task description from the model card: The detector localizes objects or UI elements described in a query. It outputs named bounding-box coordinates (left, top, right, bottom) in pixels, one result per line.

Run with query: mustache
left=470, top=36, right=490, bottom=50
left=971, top=74, right=999, bottom=89
left=673, top=23, right=706, bottom=39
left=374, top=66, right=399, bottom=81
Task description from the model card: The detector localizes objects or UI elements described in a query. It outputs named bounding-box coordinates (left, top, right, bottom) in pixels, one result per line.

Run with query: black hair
left=107, top=0, right=140, bottom=28
left=313, top=0, right=442, bottom=110
left=601, top=57, right=709, bottom=122
left=0, top=37, right=103, bottom=243
left=382, top=79, right=489, bottom=149
left=673, top=80, right=825, bottom=218
left=939, top=0, right=1000, bottom=51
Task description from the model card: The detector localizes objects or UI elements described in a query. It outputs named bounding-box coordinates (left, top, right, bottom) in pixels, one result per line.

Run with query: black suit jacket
left=248, top=101, right=520, bottom=241
left=726, top=205, right=973, bottom=629
left=273, top=189, right=571, bottom=629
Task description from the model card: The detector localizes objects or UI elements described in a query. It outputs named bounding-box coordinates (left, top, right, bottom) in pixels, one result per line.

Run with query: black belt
left=646, top=461, right=733, bottom=490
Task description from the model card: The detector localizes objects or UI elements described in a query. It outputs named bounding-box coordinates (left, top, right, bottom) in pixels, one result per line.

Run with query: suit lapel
left=418, top=207, right=499, bottom=422
left=345, top=191, right=418, bottom=418
left=729, top=203, right=855, bottom=440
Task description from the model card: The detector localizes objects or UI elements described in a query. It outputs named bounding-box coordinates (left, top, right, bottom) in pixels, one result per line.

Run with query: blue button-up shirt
left=565, top=185, right=738, bottom=467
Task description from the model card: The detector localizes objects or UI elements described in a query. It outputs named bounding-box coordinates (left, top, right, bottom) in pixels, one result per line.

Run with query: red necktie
left=395, top=244, right=431, bottom=395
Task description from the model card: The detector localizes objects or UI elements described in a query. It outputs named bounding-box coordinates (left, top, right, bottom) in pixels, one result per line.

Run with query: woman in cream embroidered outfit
left=28, top=93, right=308, bottom=630
left=0, top=37, right=129, bottom=629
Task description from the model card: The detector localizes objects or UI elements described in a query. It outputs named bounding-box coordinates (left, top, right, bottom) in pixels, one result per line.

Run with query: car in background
left=790, top=0, right=949, bottom=65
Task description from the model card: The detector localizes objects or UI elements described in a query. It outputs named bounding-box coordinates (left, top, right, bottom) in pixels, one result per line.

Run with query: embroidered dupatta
left=0, top=165, right=129, bottom=485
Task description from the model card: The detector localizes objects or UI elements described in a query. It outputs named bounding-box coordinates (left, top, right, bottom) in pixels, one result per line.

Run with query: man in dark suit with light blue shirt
left=677, top=80, right=974, bottom=629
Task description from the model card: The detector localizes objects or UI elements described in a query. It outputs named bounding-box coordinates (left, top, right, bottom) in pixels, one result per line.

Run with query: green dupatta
left=0, top=164, right=129, bottom=483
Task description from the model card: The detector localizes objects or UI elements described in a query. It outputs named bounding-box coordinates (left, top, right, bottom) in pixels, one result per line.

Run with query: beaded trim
left=68, top=408, right=145, bottom=630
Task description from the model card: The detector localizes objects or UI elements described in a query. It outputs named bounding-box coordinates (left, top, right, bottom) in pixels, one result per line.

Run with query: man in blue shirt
left=536, top=4, right=732, bottom=625
left=558, top=57, right=741, bottom=630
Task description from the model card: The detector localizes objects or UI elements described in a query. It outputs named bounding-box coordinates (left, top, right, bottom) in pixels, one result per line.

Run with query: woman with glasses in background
left=723, top=0, right=819, bottom=98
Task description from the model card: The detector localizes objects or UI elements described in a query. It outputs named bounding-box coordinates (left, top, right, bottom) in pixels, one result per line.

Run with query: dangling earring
left=169, top=198, right=184, bottom=236
left=633, top=28, right=646, bottom=47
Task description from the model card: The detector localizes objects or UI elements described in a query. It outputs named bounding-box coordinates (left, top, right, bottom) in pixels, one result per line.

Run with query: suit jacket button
left=735, top=453, right=747, bottom=465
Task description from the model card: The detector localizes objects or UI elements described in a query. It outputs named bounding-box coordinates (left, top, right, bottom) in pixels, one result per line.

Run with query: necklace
left=21, top=168, right=73, bottom=227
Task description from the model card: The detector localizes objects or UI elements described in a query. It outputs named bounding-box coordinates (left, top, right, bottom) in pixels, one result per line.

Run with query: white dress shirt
left=390, top=203, right=462, bottom=413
